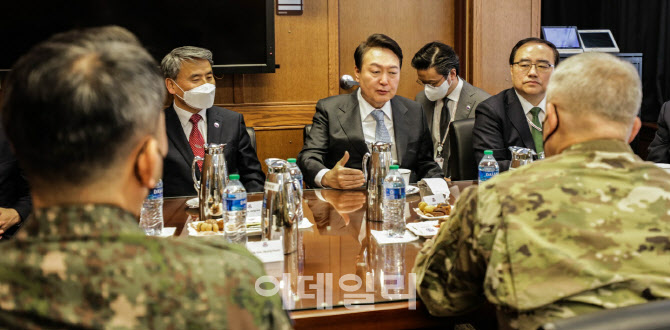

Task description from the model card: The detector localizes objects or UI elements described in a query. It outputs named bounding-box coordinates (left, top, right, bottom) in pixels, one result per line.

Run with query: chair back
left=246, top=127, right=256, bottom=152
left=448, top=118, right=477, bottom=180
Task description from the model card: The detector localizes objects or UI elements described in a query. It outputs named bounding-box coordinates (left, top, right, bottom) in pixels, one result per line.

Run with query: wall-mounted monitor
left=0, top=0, right=275, bottom=74
left=542, top=26, right=583, bottom=54
left=578, top=29, right=620, bottom=53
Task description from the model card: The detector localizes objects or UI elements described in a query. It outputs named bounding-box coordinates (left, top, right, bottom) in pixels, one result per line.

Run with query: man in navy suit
left=160, top=46, right=264, bottom=197
left=472, top=38, right=559, bottom=171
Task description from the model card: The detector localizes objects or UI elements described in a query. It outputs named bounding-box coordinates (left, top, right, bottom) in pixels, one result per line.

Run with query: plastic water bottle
left=478, top=150, right=500, bottom=184
left=287, top=158, right=303, bottom=189
left=224, top=174, right=247, bottom=244
left=139, top=179, right=163, bottom=236
left=383, top=165, right=406, bottom=238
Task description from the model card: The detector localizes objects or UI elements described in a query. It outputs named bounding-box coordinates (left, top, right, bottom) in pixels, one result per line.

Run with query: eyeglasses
left=416, top=75, right=446, bottom=88
left=512, top=61, right=554, bottom=73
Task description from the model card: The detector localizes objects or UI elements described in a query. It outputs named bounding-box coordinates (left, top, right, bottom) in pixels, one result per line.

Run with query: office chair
left=540, top=299, right=670, bottom=330
left=245, top=127, right=256, bottom=152
left=303, top=124, right=312, bottom=143
left=448, top=118, right=477, bottom=181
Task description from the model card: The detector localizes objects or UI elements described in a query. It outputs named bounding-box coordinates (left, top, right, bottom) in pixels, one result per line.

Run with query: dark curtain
left=542, top=0, right=670, bottom=122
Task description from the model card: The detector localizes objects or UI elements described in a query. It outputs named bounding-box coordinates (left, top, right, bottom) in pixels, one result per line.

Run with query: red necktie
left=189, top=114, right=205, bottom=170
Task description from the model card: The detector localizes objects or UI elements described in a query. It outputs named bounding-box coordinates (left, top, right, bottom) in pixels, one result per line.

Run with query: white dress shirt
left=514, top=90, right=546, bottom=132
left=314, top=89, right=399, bottom=187
left=173, top=102, right=208, bottom=143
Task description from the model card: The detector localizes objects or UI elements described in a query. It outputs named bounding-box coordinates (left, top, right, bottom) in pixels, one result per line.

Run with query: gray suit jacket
left=415, top=79, right=490, bottom=175
left=298, top=92, right=443, bottom=188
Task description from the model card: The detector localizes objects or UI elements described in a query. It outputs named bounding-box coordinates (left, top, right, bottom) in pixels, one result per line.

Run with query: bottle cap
left=229, top=174, right=240, bottom=180
left=389, top=164, right=399, bottom=170
left=484, top=150, right=493, bottom=155
left=287, top=158, right=297, bottom=163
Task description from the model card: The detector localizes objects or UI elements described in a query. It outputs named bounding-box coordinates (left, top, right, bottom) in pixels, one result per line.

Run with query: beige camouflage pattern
left=414, top=139, right=670, bottom=329
left=0, top=204, right=292, bottom=329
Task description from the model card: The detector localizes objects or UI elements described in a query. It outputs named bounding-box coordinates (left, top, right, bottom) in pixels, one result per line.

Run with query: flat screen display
left=579, top=32, right=617, bottom=48
left=542, top=26, right=581, bottom=49
left=0, top=0, right=275, bottom=73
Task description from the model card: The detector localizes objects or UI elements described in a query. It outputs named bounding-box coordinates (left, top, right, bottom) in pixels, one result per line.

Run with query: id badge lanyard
left=434, top=116, right=454, bottom=169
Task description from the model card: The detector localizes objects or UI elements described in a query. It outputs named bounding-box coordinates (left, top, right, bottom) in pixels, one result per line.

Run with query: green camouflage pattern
left=414, top=139, right=670, bottom=329
left=0, top=204, right=292, bottom=329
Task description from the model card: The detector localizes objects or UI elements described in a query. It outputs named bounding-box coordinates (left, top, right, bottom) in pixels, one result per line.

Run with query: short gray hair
left=547, top=52, right=641, bottom=123
left=160, top=46, right=214, bottom=79
left=1, top=27, right=165, bottom=187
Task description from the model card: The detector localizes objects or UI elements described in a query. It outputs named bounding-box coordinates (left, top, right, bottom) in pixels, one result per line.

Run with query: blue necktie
left=371, top=109, right=392, bottom=143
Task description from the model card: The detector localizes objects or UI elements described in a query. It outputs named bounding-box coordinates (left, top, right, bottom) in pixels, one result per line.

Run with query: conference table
left=162, top=180, right=490, bottom=329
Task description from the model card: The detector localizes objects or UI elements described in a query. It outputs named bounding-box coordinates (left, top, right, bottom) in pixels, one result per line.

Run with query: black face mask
left=543, top=107, right=560, bottom=146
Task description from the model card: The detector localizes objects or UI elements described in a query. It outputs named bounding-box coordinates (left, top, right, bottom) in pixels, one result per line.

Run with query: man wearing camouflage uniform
left=0, top=27, right=291, bottom=329
left=414, top=52, right=670, bottom=329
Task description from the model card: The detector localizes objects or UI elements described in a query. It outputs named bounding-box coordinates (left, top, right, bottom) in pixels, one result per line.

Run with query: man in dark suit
left=647, top=101, right=670, bottom=163
left=411, top=42, right=490, bottom=176
left=160, top=46, right=264, bottom=197
left=0, top=126, right=31, bottom=239
left=298, top=34, right=443, bottom=189
left=472, top=38, right=559, bottom=171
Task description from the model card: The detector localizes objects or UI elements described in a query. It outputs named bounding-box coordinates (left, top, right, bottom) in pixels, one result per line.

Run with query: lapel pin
left=214, top=122, right=220, bottom=128
left=466, top=105, right=471, bottom=110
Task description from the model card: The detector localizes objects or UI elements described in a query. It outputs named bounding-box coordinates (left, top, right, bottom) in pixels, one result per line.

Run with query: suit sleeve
left=13, top=168, right=32, bottom=222
left=298, top=100, right=331, bottom=188
left=413, top=186, right=487, bottom=316
left=647, top=102, right=670, bottom=163
left=472, top=101, right=511, bottom=171
left=236, top=115, right=265, bottom=193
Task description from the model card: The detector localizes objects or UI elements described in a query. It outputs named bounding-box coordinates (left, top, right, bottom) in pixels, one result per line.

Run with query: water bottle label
left=384, top=187, right=405, bottom=200
left=147, top=185, right=163, bottom=200
left=264, top=181, right=279, bottom=192
left=479, top=170, right=499, bottom=182
left=226, top=197, right=247, bottom=211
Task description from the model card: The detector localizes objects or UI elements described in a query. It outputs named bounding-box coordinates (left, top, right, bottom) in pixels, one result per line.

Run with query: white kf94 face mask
left=423, top=77, right=452, bottom=102
left=172, top=80, right=216, bottom=110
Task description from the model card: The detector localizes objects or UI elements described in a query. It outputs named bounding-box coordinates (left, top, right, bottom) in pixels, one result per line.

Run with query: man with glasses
left=411, top=42, right=490, bottom=175
left=472, top=37, right=559, bottom=171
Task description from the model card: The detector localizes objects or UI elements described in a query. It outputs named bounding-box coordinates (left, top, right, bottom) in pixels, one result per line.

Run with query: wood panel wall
left=462, top=0, right=542, bottom=95
left=204, top=0, right=540, bottom=173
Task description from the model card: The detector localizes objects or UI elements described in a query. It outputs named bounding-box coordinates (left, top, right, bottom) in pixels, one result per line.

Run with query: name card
left=246, top=240, right=284, bottom=263
left=422, top=194, right=446, bottom=205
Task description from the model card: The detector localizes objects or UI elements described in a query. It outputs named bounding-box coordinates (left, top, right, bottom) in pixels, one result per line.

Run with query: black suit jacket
left=472, top=88, right=537, bottom=171
left=297, top=92, right=443, bottom=187
left=0, top=127, right=32, bottom=238
left=163, top=105, right=265, bottom=197
left=647, top=101, right=670, bottom=163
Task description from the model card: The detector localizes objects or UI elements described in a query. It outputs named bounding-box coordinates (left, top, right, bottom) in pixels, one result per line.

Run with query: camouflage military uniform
left=0, top=204, right=292, bottom=329
left=414, top=139, right=670, bottom=329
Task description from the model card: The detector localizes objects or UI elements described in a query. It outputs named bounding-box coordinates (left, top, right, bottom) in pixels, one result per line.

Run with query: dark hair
left=354, top=34, right=403, bottom=70
left=411, top=41, right=459, bottom=76
left=0, top=27, right=165, bottom=188
left=508, top=37, right=560, bottom=66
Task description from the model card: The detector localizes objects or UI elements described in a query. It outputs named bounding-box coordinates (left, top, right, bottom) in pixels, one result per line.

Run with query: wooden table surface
left=163, top=181, right=480, bottom=329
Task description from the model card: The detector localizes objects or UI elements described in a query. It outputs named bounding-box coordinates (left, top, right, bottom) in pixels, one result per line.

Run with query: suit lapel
left=423, top=98, right=436, bottom=130
left=391, top=97, right=409, bottom=165
left=206, top=108, right=224, bottom=144
left=336, top=93, right=369, bottom=157
left=454, top=82, right=476, bottom=120
left=506, top=89, right=535, bottom=149
left=165, top=106, right=195, bottom=165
